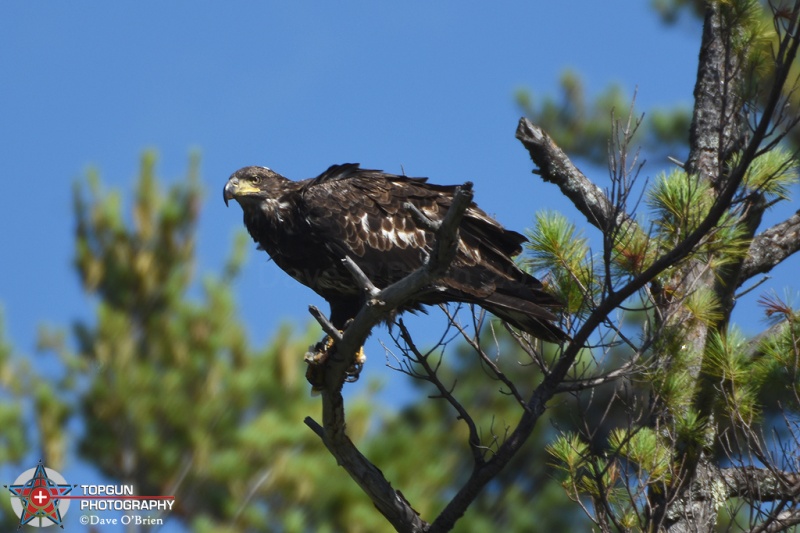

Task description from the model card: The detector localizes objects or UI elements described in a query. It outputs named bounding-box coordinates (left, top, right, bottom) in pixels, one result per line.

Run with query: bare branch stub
left=307, top=305, right=343, bottom=343
left=738, top=209, right=800, bottom=287
left=404, top=201, right=442, bottom=231
left=516, top=118, right=628, bottom=231
left=341, top=256, right=381, bottom=298
left=721, top=466, right=800, bottom=502
left=429, top=182, right=473, bottom=275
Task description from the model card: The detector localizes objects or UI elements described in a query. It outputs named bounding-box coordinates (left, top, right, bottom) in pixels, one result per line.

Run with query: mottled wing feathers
left=228, top=162, right=566, bottom=341
left=300, top=164, right=522, bottom=260
left=297, top=165, right=565, bottom=332
left=299, top=167, right=437, bottom=282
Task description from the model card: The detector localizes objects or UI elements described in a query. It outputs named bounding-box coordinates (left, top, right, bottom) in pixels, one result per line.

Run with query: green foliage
left=524, top=211, right=593, bottom=315
left=673, top=408, right=707, bottom=450
left=73, top=152, right=200, bottom=313
left=608, top=427, right=671, bottom=482
left=648, top=169, right=714, bottom=243
left=523, top=168, right=752, bottom=338
left=610, top=218, right=654, bottom=278
left=752, top=293, right=800, bottom=410
left=547, top=432, right=589, bottom=477
left=704, top=328, right=751, bottom=384
left=38, top=153, right=404, bottom=531
left=724, top=0, right=774, bottom=80
left=516, top=70, right=691, bottom=165
left=0, top=311, right=30, bottom=531
left=0, top=311, right=27, bottom=466
left=650, top=0, right=704, bottom=24
left=531, top=151, right=790, bottom=520
left=521, top=5, right=800, bottom=520
left=3, top=4, right=796, bottom=530
left=19, top=152, right=599, bottom=531
left=735, top=147, right=799, bottom=201
left=646, top=168, right=751, bottom=289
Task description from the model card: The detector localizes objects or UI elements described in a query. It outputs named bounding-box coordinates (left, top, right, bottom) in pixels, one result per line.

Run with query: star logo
left=4, top=461, right=75, bottom=529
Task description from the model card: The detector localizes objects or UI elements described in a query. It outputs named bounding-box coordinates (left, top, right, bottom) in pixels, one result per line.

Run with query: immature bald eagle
left=223, top=163, right=566, bottom=343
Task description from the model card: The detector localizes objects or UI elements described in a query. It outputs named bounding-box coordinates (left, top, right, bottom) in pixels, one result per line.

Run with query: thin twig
left=397, top=320, right=485, bottom=464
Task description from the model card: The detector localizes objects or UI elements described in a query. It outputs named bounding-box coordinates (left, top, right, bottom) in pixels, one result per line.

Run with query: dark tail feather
left=481, top=292, right=569, bottom=343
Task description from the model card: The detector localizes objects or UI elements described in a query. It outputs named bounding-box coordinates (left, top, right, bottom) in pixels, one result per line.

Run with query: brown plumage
left=223, top=163, right=567, bottom=342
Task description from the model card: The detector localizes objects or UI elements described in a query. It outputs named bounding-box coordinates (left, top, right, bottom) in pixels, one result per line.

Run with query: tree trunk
left=652, top=3, right=748, bottom=531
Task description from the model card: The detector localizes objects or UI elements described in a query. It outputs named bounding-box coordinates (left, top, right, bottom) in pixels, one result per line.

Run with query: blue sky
left=1, top=1, right=702, bottom=360
left=5, top=2, right=788, bottom=530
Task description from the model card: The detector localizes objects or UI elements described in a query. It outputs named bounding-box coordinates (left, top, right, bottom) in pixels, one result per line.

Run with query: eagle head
left=223, top=166, right=287, bottom=207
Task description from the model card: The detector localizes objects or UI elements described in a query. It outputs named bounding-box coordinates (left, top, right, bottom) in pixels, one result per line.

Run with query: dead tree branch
left=738, top=209, right=800, bottom=286
left=721, top=465, right=800, bottom=501
left=516, top=117, right=629, bottom=232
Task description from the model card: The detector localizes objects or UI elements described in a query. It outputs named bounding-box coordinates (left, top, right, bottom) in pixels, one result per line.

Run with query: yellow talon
left=354, top=347, right=366, bottom=365
left=303, top=335, right=335, bottom=365
left=304, top=333, right=367, bottom=389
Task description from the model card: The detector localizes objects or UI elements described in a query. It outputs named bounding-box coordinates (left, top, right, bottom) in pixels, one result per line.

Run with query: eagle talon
left=304, top=333, right=367, bottom=389
left=344, top=362, right=363, bottom=382
left=345, top=348, right=366, bottom=382
left=304, top=335, right=336, bottom=366
left=305, top=364, right=326, bottom=392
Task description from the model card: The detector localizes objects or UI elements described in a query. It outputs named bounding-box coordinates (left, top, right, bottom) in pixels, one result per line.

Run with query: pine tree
left=303, top=3, right=800, bottom=531
left=29, top=152, right=584, bottom=532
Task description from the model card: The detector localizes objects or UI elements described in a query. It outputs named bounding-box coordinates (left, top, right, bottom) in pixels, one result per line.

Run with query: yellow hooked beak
left=223, top=176, right=261, bottom=206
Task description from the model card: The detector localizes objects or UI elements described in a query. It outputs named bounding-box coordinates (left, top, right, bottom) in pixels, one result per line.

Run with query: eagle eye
left=250, top=175, right=261, bottom=185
